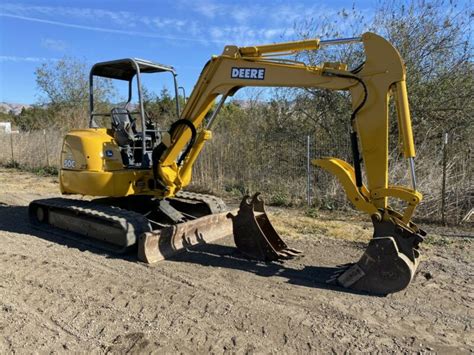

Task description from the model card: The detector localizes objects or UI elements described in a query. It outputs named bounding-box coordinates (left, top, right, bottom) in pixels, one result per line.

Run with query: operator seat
left=111, top=107, right=136, bottom=146
left=111, top=107, right=136, bottom=166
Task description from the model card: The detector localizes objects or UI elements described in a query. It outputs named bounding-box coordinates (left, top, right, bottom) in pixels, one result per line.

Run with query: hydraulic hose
left=151, top=119, right=197, bottom=190
left=323, top=70, right=368, bottom=188
left=168, top=119, right=197, bottom=166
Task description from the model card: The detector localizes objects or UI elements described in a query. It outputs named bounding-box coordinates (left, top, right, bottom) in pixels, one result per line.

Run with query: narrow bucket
left=327, top=215, right=425, bottom=295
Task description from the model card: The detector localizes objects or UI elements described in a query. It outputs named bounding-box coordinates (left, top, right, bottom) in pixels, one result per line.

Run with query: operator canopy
left=90, top=58, right=176, bottom=81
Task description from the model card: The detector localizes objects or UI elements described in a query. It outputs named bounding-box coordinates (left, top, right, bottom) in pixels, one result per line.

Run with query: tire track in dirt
left=2, top=225, right=472, bottom=353
left=0, top=168, right=472, bottom=353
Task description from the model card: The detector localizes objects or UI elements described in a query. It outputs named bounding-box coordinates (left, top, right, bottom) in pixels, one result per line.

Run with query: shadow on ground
left=0, top=204, right=373, bottom=296
left=0, top=204, right=137, bottom=262
left=170, top=243, right=374, bottom=296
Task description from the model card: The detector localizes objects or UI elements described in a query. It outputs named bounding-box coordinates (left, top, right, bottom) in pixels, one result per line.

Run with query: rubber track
left=29, top=198, right=152, bottom=253
left=29, top=193, right=226, bottom=253
left=174, top=191, right=227, bottom=214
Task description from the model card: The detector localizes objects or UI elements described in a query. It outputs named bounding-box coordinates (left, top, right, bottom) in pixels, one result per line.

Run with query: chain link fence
left=0, top=129, right=471, bottom=224
left=192, top=130, right=352, bottom=208
left=191, top=130, right=472, bottom=223
left=0, top=130, right=62, bottom=170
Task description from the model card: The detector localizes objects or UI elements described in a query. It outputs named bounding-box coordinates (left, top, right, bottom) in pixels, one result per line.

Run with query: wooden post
left=441, top=132, right=448, bottom=225
left=43, top=129, right=50, bottom=167
left=306, top=135, right=312, bottom=206
left=9, top=132, right=14, bottom=162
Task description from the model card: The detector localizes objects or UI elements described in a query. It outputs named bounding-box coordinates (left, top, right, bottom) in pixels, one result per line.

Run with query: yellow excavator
left=29, top=32, right=426, bottom=295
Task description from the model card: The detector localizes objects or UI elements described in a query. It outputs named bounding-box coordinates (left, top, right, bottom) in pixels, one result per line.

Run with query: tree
left=13, top=106, right=54, bottom=131
left=34, top=57, right=114, bottom=129
left=287, top=0, right=473, bottom=221
left=143, top=87, right=182, bottom=128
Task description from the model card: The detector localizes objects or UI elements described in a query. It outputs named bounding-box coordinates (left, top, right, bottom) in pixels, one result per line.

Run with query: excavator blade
left=137, top=211, right=234, bottom=263
left=327, top=216, right=425, bottom=295
left=229, top=193, right=302, bottom=261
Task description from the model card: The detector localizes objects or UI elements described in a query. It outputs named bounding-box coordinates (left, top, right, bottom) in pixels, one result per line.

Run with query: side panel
left=60, top=128, right=122, bottom=172
left=60, top=170, right=156, bottom=197
left=59, top=128, right=157, bottom=197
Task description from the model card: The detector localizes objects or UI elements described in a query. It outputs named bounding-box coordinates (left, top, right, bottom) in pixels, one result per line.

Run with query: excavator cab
left=31, top=57, right=231, bottom=257
left=56, top=58, right=185, bottom=197
left=89, top=58, right=180, bottom=168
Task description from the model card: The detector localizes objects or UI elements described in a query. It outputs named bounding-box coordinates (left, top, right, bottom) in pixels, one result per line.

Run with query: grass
left=423, top=235, right=453, bottom=246
left=3, top=160, right=20, bottom=169
left=0, top=161, right=58, bottom=177
left=29, top=166, right=59, bottom=176
left=268, top=208, right=372, bottom=242
left=304, top=207, right=319, bottom=218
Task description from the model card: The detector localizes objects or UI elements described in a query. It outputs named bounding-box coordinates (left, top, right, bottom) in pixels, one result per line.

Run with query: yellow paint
left=60, top=32, right=422, bottom=224
left=60, top=128, right=157, bottom=197
left=313, top=158, right=379, bottom=217
left=60, top=169, right=155, bottom=197
left=394, top=81, right=416, bottom=158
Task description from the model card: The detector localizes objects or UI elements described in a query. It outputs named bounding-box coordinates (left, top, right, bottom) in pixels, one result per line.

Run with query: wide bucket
left=229, top=193, right=302, bottom=261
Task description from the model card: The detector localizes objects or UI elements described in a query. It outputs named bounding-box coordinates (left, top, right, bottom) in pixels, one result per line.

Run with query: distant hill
left=0, top=102, right=31, bottom=116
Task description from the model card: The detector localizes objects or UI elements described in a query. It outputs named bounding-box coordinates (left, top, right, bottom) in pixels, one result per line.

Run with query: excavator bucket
left=228, top=192, right=423, bottom=295
left=229, top=193, right=302, bottom=261
left=327, top=216, right=426, bottom=295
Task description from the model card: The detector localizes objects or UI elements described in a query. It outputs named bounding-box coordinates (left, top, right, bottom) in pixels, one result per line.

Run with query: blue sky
left=0, top=0, right=377, bottom=104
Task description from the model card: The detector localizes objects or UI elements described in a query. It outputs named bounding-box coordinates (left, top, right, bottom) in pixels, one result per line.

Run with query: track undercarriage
left=29, top=192, right=424, bottom=295
left=29, top=191, right=231, bottom=260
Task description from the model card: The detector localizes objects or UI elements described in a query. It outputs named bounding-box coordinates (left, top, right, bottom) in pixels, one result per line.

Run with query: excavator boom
left=158, top=33, right=419, bottom=212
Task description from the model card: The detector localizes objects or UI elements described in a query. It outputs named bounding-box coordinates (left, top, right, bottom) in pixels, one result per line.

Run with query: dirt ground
left=0, top=167, right=472, bottom=354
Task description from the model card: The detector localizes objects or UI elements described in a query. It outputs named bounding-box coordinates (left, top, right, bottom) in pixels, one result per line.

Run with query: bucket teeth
left=328, top=215, right=424, bottom=295
left=229, top=193, right=302, bottom=261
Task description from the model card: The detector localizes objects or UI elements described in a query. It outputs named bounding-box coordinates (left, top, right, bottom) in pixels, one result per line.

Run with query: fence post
left=306, top=135, right=312, bottom=206
left=441, top=132, right=448, bottom=225
left=9, top=132, right=14, bottom=162
left=43, top=129, right=50, bottom=167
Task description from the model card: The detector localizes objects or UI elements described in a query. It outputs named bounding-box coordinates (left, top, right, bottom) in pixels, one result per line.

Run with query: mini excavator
left=29, top=33, right=426, bottom=295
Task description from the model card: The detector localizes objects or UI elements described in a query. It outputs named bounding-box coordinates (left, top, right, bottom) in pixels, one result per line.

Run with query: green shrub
left=3, top=160, right=20, bottom=169
left=269, top=192, right=291, bottom=207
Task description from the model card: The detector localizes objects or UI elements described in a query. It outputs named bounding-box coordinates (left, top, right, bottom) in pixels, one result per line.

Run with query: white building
left=0, top=122, right=12, bottom=134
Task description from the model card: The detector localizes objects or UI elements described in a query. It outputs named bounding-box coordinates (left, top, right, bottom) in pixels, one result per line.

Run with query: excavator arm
left=153, top=32, right=426, bottom=295
left=157, top=32, right=420, bottom=223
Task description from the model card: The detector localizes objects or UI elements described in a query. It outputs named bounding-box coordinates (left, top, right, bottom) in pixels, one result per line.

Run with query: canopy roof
left=90, top=58, right=176, bottom=81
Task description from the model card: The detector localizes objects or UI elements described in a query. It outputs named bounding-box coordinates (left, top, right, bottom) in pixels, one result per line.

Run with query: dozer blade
left=228, top=193, right=302, bottom=261
left=137, top=211, right=234, bottom=263
left=328, top=216, right=426, bottom=295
